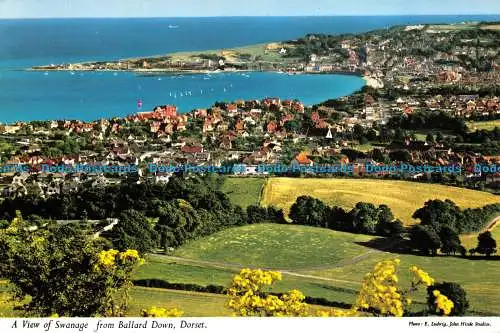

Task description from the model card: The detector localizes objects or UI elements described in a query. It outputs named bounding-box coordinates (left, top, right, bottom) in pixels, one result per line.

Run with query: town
left=5, top=21, right=500, bottom=198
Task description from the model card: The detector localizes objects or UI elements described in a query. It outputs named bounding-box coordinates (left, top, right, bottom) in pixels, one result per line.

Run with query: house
left=235, top=120, right=245, bottom=132
left=220, top=138, right=233, bottom=150
left=217, top=122, right=229, bottom=132
left=292, top=152, right=313, bottom=167
left=266, top=121, right=278, bottom=133
left=180, top=145, right=204, bottom=154
left=226, top=104, right=238, bottom=113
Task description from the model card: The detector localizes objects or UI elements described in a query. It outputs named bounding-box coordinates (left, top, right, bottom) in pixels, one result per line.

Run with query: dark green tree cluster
left=289, top=196, right=404, bottom=237
left=409, top=200, right=499, bottom=256
left=472, top=231, right=497, bottom=257
left=388, top=110, right=468, bottom=134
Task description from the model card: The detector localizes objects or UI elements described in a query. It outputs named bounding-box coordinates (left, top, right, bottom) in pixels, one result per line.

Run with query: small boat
left=44, top=72, right=49, bottom=76
left=168, top=25, right=179, bottom=29
left=113, top=72, right=118, bottom=76
left=158, top=78, right=162, bottom=81
left=70, top=72, right=75, bottom=75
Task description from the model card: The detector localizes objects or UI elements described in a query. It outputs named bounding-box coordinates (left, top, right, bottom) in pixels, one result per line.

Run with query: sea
left=1, top=15, right=500, bottom=123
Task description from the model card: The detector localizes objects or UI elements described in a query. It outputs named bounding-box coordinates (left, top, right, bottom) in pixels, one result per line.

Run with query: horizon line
left=2, top=13, right=500, bottom=20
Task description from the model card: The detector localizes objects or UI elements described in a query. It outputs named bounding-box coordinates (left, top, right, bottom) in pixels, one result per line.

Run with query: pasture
left=260, top=178, right=499, bottom=225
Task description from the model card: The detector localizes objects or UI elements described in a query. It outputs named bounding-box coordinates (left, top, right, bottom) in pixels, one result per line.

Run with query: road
left=484, top=215, right=500, bottom=232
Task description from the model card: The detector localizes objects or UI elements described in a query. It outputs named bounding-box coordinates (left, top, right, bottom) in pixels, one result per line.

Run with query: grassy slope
left=261, top=178, right=500, bottom=225
left=467, top=120, right=500, bottom=132
left=220, top=177, right=265, bottom=208
left=167, top=224, right=500, bottom=315
left=304, top=252, right=500, bottom=315
left=173, top=224, right=376, bottom=269
left=460, top=225, right=500, bottom=250
left=135, top=256, right=360, bottom=304
left=128, top=287, right=232, bottom=317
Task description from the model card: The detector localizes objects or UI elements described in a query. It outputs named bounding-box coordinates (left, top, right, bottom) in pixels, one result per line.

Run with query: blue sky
left=1, top=0, right=500, bottom=18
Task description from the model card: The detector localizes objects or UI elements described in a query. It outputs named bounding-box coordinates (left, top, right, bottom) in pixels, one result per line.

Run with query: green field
left=135, top=256, right=361, bottom=303
left=173, top=224, right=377, bottom=269
left=3, top=221, right=500, bottom=316
left=143, top=224, right=500, bottom=315
left=163, top=42, right=298, bottom=65
left=304, top=251, right=500, bottom=315
left=460, top=224, right=500, bottom=250
left=261, top=178, right=500, bottom=225
left=128, top=287, right=232, bottom=317
left=220, top=177, right=265, bottom=208
left=467, top=120, right=500, bottom=132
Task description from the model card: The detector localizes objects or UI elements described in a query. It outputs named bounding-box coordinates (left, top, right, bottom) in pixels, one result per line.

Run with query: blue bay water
left=1, top=16, right=499, bottom=122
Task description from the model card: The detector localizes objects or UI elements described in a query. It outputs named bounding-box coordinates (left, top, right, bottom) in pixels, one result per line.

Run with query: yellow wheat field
left=261, top=178, right=499, bottom=225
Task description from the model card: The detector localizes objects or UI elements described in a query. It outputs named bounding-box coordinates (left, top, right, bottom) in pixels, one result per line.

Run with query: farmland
left=460, top=222, right=500, bottom=250
left=467, top=120, right=500, bottom=132
left=261, top=178, right=499, bottom=224
left=220, top=177, right=266, bottom=208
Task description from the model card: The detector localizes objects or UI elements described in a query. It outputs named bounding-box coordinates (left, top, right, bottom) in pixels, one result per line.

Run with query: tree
left=475, top=231, right=497, bottom=256
left=439, top=226, right=462, bottom=255
left=371, top=148, right=387, bottom=163
left=1, top=223, right=144, bottom=317
left=154, top=199, right=202, bottom=250
left=409, top=225, right=441, bottom=256
left=427, top=282, right=469, bottom=316
left=284, top=120, right=301, bottom=133
left=0, top=219, right=9, bottom=229
left=328, top=206, right=349, bottom=231
left=289, top=196, right=330, bottom=228
left=102, top=210, right=158, bottom=254
left=377, top=219, right=405, bottom=238
left=412, top=200, right=462, bottom=233
left=246, top=205, right=268, bottom=224
left=349, top=202, right=379, bottom=234
left=426, top=133, right=435, bottom=143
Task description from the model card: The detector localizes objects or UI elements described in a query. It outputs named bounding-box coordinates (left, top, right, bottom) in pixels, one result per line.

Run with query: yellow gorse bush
left=356, top=259, right=404, bottom=317
left=97, top=249, right=119, bottom=267
left=226, top=268, right=309, bottom=317
left=119, top=249, right=145, bottom=265
left=95, top=248, right=145, bottom=270
left=410, top=266, right=435, bottom=287
left=432, top=290, right=454, bottom=315
left=226, top=260, right=454, bottom=318
left=141, top=306, right=184, bottom=317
